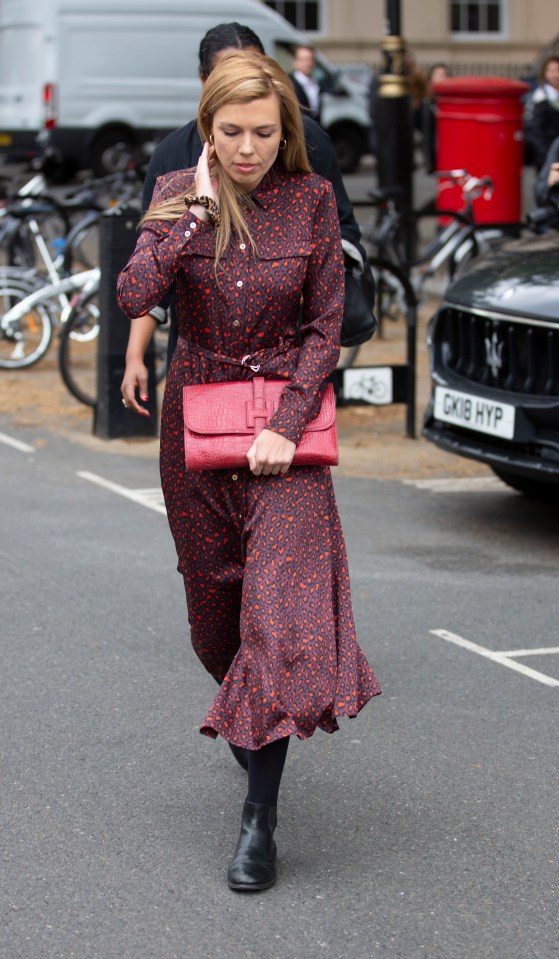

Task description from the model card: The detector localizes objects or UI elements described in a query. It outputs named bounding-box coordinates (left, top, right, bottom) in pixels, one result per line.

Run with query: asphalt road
left=1, top=423, right=558, bottom=959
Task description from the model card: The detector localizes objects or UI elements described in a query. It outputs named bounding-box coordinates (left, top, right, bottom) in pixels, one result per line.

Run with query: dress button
left=233, top=319, right=240, bottom=327
left=236, top=280, right=243, bottom=288
left=239, top=243, right=246, bottom=250
left=189, top=222, right=197, bottom=229
left=184, top=231, right=191, bottom=238
left=231, top=473, right=238, bottom=481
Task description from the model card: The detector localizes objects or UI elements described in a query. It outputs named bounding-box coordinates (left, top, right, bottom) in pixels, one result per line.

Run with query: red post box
left=433, top=77, right=529, bottom=223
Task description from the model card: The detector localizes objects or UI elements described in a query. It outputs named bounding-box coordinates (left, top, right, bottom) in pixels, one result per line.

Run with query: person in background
left=534, top=134, right=559, bottom=208
left=117, top=51, right=381, bottom=892
left=134, top=23, right=366, bottom=374
left=289, top=45, right=322, bottom=123
left=525, top=56, right=559, bottom=171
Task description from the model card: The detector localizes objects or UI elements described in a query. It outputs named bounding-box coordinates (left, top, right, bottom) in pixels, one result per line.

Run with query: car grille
left=437, top=307, right=559, bottom=397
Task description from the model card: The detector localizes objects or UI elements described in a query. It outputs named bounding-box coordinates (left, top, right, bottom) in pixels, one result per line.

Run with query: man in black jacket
left=139, top=22, right=367, bottom=359
left=289, top=45, right=321, bottom=124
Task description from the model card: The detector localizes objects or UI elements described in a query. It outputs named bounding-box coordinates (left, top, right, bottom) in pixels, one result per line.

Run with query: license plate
left=0, top=134, right=12, bottom=146
left=434, top=386, right=515, bottom=439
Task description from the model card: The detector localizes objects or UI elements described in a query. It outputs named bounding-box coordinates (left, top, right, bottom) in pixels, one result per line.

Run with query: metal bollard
left=94, top=209, right=158, bottom=439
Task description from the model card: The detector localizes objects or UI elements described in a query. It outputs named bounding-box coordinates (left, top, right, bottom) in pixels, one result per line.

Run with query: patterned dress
left=117, top=162, right=380, bottom=749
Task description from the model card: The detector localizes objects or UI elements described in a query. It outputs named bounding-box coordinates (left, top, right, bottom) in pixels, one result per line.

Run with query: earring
left=279, top=137, right=287, bottom=150
left=209, top=134, right=214, bottom=144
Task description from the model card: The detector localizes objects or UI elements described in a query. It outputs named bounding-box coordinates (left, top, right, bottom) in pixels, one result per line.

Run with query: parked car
left=423, top=229, right=559, bottom=501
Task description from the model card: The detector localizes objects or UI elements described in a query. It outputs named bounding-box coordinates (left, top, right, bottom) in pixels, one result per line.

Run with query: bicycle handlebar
left=462, top=175, right=494, bottom=202
left=432, top=169, right=469, bottom=184
left=436, top=169, right=494, bottom=205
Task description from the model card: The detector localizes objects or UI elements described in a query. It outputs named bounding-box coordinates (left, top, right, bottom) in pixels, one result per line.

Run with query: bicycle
left=362, top=169, right=501, bottom=333
left=0, top=170, right=141, bottom=370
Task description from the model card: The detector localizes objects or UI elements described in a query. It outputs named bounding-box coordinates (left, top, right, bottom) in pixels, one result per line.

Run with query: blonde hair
left=142, top=51, right=310, bottom=269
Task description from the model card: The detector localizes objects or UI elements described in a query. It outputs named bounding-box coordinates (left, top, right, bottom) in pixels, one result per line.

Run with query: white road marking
left=404, top=477, right=507, bottom=493
left=0, top=431, right=35, bottom=453
left=77, top=471, right=166, bottom=515
left=430, top=629, right=559, bottom=687
left=500, top=647, right=559, bottom=658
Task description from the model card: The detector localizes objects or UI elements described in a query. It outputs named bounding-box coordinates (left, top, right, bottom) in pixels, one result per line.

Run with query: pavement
left=1, top=423, right=558, bottom=959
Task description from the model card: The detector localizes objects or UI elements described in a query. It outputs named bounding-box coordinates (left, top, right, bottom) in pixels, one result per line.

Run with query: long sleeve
left=141, top=122, right=203, bottom=213
left=117, top=175, right=213, bottom=319
left=266, top=180, right=344, bottom=445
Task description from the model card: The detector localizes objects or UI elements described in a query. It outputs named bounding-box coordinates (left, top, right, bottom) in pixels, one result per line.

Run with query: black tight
left=247, top=736, right=290, bottom=805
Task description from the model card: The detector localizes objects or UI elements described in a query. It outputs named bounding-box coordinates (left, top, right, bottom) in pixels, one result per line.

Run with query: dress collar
left=248, top=162, right=291, bottom=209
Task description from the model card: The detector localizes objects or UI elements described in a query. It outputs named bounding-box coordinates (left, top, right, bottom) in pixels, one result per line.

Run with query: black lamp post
left=376, top=0, right=414, bottom=257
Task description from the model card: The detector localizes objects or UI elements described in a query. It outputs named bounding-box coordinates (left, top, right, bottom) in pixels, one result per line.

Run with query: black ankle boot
left=228, top=742, right=249, bottom=771
left=227, top=800, right=277, bottom=892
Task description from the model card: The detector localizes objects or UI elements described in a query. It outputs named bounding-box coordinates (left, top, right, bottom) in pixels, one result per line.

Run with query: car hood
left=444, top=234, right=559, bottom=323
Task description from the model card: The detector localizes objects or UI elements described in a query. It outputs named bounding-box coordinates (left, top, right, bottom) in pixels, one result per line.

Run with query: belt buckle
left=241, top=353, right=261, bottom=373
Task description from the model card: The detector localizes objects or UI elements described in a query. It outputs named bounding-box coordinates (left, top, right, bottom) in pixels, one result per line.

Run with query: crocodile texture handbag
left=182, top=376, right=338, bottom=470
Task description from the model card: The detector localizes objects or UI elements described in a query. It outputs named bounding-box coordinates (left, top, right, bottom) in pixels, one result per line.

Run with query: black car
left=423, top=232, right=559, bottom=501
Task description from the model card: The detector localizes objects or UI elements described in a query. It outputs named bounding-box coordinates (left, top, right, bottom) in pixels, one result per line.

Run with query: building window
left=450, top=1, right=503, bottom=35
left=264, top=1, right=322, bottom=33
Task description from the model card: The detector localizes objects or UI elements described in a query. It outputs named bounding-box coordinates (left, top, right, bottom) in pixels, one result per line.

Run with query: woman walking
left=117, top=51, right=380, bottom=892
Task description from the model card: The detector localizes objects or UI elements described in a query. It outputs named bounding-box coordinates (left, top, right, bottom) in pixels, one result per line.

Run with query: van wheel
left=491, top=467, right=559, bottom=503
left=90, top=129, right=135, bottom=177
left=329, top=127, right=362, bottom=173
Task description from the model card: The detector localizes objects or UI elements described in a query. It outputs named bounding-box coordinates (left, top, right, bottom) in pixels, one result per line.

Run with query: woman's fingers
left=121, top=364, right=151, bottom=417
left=195, top=142, right=217, bottom=199
left=246, top=429, right=296, bottom=475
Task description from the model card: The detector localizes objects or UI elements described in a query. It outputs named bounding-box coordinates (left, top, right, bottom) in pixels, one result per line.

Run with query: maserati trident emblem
left=484, top=331, right=504, bottom=377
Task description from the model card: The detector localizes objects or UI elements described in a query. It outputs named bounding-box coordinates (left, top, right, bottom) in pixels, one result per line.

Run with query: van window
left=264, top=1, right=322, bottom=32
left=0, top=26, right=42, bottom=84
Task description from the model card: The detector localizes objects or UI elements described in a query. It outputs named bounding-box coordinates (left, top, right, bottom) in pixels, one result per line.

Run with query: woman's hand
left=120, top=314, right=158, bottom=417
left=195, top=141, right=219, bottom=202
left=247, top=429, right=296, bottom=476
left=121, top=356, right=150, bottom=417
left=548, top=162, right=559, bottom=189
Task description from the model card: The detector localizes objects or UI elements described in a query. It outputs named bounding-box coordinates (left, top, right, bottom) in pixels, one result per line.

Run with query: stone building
left=262, top=0, right=558, bottom=77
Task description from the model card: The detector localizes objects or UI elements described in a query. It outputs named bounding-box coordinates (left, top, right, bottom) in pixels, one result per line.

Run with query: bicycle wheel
left=0, top=269, right=54, bottom=368
left=59, top=291, right=168, bottom=407
left=63, top=213, right=100, bottom=273
left=58, top=289, right=100, bottom=406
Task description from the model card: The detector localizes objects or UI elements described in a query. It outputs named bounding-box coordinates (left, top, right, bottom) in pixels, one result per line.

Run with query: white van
left=0, top=0, right=371, bottom=176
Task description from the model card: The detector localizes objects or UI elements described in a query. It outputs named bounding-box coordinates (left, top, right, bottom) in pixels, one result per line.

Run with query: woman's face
left=544, top=59, right=559, bottom=90
left=211, top=94, right=282, bottom=193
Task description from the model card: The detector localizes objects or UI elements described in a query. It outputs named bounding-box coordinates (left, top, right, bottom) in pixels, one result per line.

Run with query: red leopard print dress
left=117, top=162, right=380, bottom=749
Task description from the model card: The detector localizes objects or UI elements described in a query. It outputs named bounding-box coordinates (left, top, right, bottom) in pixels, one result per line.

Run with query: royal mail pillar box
left=432, top=77, right=529, bottom=223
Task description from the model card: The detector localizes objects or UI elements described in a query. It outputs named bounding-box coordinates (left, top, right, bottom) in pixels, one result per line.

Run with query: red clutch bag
left=182, top=376, right=338, bottom=470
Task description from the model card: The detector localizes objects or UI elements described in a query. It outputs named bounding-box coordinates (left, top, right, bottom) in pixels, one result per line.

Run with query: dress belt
left=179, top=337, right=296, bottom=374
